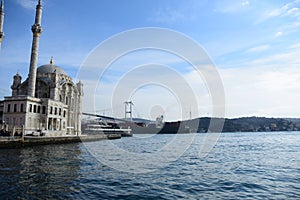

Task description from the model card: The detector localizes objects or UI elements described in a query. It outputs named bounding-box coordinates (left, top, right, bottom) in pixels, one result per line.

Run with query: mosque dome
left=37, top=57, right=67, bottom=75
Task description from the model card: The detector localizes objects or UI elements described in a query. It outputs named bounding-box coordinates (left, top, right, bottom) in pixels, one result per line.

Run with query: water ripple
left=0, top=132, right=300, bottom=199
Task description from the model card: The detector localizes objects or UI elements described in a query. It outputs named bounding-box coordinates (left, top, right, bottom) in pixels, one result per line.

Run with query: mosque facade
left=0, top=0, right=83, bottom=136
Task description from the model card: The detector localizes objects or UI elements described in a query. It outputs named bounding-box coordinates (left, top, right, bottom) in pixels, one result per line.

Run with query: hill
left=184, top=117, right=300, bottom=132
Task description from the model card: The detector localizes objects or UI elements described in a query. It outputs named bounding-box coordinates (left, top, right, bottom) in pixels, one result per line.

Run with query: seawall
left=0, top=134, right=120, bottom=149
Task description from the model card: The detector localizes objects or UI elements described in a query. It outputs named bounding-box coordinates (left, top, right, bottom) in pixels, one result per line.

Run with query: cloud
left=245, top=48, right=300, bottom=67
left=257, top=0, right=300, bottom=23
left=82, top=62, right=205, bottom=121
left=150, top=7, right=186, bottom=24
left=15, top=0, right=37, bottom=10
left=220, top=64, right=300, bottom=117
left=214, top=0, right=251, bottom=14
left=246, top=44, right=270, bottom=53
left=78, top=46, right=220, bottom=120
left=275, top=31, right=283, bottom=37
left=241, top=0, right=250, bottom=7
left=214, top=41, right=300, bottom=117
left=80, top=39, right=300, bottom=119
left=289, top=42, right=300, bottom=49
left=287, top=7, right=300, bottom=16
left=148, top=0, right=206, bottom=24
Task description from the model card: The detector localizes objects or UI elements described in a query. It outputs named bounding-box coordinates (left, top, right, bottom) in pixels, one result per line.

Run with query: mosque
left=0, top=0, right=84, bottom=136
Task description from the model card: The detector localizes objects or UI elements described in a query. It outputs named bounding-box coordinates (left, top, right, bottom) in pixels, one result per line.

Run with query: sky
left=1, top=0, right=300, bottom=121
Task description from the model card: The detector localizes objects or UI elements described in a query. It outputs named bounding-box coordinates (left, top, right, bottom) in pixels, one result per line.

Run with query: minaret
left=28, top=0, right=43, bottom=97
left=0, top=0, right=5, bottom=46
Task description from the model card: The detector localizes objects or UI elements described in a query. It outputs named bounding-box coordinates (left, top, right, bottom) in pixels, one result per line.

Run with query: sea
left=1, top=131, right=300, bottom=199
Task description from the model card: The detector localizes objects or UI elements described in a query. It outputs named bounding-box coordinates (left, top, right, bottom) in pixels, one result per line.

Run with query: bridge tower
left=124, top=101, right=133, bottom=122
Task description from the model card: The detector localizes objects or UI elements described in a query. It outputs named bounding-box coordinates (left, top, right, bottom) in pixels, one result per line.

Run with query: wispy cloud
left=214, top=0, right=251, bottom=14
left=150, top=7, right=187, bottom=24
left=81, top=40, right=300, bottom=119
left=257, top=0, right=300, bottom=24
left=245, top=48, right=300, bottom=67
left=148, top=0, right=205, bottom=24
left=289, top=42, right=300, bottom=49
left=213, top=41, right=300, bottom=117
left=275, top=31, right=283, bottom=38
left=246, top=44, right=270, bottom=53
left=15, top=0, right=37, bottom=10
left=287, top=7, right=300, bottom=16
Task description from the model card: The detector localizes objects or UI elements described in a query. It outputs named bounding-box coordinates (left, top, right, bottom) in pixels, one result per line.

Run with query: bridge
left=83, top=101, right=135, bottom=123
left=82, top=112, right=130, bottom=123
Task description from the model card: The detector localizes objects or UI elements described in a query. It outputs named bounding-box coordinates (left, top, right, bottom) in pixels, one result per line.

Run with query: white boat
left=84, top=120, right=132, bottom=137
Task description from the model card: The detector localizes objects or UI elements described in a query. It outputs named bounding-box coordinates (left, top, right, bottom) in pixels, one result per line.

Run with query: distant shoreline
left=180, top=116, right=300, bottom=133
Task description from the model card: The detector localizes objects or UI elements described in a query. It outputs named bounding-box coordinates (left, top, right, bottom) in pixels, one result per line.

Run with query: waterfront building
left=0, top=0, right=83, bottom=136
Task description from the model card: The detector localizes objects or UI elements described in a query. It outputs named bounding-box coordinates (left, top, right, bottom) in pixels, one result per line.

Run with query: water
left=1, top=132, right=300, bottom=199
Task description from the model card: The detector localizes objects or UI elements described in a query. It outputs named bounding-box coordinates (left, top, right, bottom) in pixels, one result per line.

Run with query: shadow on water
left=0, top=143, right=82, bottom=199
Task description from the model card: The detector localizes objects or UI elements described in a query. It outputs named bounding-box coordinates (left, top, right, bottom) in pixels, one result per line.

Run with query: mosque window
left=59, top=108, right=62, bottom=116
left=42, top=106, right=46, bottom=114
left=29, top=104, right=32, bottom=112
left=50, top=106, right=53, bottom=114
left=20, top=104, right=24, bottom=112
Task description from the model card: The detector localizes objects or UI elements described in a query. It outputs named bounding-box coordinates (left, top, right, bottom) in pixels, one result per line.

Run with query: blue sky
left=1, top=0, right=300, bottom=120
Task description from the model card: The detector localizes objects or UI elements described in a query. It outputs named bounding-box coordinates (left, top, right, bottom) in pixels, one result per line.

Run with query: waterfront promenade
left=0, top=134, right=120, bottom=149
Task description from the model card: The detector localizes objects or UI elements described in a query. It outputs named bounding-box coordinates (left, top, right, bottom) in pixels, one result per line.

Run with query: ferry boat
left=84, top=120, right=132, bottom=137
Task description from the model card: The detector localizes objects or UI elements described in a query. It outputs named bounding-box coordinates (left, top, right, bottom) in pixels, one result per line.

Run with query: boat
left=107, top=134, right=122, bottom=140
left=84, top=120, right=132, bottom=137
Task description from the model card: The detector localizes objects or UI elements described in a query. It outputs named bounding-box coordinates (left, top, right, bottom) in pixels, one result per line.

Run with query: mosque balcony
left=31, top=24, right=42, bottom=36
